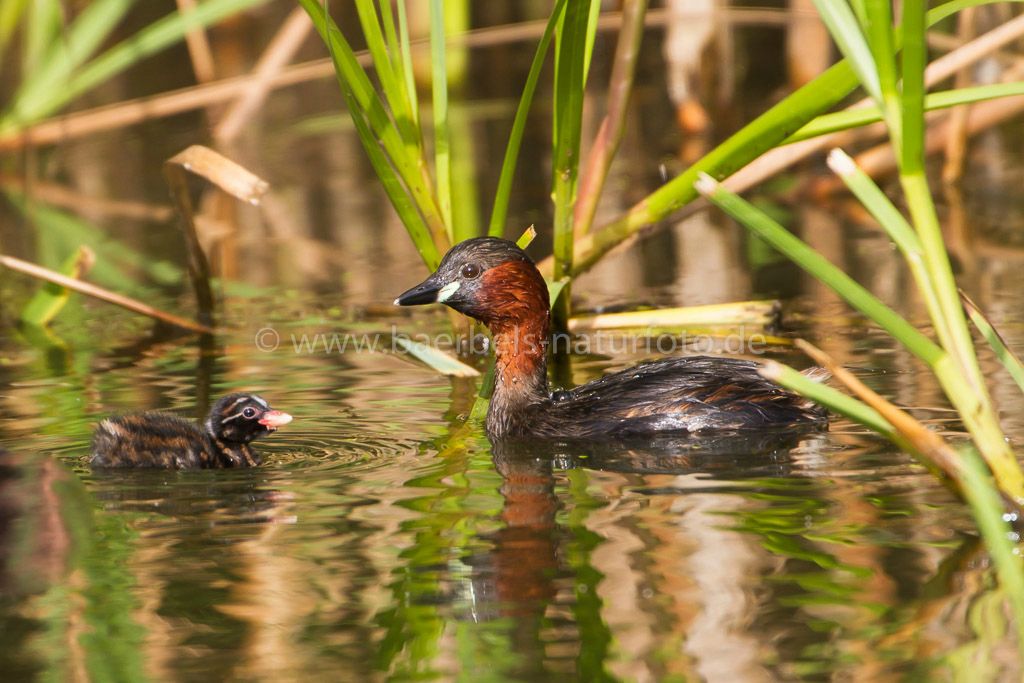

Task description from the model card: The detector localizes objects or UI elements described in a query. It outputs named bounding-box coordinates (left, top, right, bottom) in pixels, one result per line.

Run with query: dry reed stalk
left=0, top=6, right=817, bottom=151
left=942, top=8, right=978, bottom=184
left=574, top=0, right=648, bottom=239
left=163, top=145, right=269, bottom=326
left=820, top=66, right=1024, bottom=188
left=723, top=12, right=1024, bottom=197
left=176, top=0, right=217, bottom=84
left=0, top=174, right=173, bottom=222
left=0, top=253, right=214, bottom=334
left=794, top=339, right=968, bottom=487
left=214, top=7, right=312, bottom=144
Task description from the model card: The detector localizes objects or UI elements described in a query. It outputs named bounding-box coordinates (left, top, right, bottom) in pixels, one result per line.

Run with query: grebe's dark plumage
left=90, top=393, right=292, bottom=469
left=396, top=237, right=827, bottom=440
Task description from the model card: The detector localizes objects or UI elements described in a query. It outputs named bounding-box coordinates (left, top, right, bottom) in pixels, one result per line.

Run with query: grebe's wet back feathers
left=396, top=237, right=826, bottom=440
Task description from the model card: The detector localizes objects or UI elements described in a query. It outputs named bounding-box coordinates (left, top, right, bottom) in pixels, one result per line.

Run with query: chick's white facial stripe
left=220, top=408, right=256, bottom=424
left=436, top=281, right=460, bottom=303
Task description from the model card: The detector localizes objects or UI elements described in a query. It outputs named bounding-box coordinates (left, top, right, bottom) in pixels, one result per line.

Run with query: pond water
left=2, top=4, right=1024, bottom=681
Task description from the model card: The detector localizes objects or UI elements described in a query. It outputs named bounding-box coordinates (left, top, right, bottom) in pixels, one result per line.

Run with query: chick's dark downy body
left=396, top=237, right=827, bottom=440
left=90, top=393, right=292, bottom=469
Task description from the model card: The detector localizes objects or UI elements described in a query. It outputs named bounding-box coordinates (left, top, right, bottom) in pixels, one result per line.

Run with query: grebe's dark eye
left=460, top=263, right=481, bottom=279
left=242, top=407, right=257, bottom=419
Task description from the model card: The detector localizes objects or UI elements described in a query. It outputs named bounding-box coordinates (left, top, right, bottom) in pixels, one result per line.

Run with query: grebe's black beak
left=394, top=274, right=444, bottom=306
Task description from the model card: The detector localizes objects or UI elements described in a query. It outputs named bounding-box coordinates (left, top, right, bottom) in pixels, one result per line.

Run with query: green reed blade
left=812, top=0, right=881, bottom=103
left=827, top=149, right=922, bottom=256
left=0, top=0, right=28, bottom=50
left=962, top=293, right=1024, bottom=396
left=551, top=0, right=595, bottom=326
left=759, top=361, right=900, bottom=441
left=393, top=336, right=479, bottom=378
left=582, top=0, right=601, bottom=79
left=864, top=0, right=901, bottom=142
left=22, top=0, right=61, bottom=79
left=899, top=0, right=927, bottom=174
left=567, top=1, right=1014, bottom=277
left=894, top=1, right=1009, bottom=485
left=395, top=0, right=419, bottom=130
left=300, top=0, right=448, bottom=256
left=788, top=82, right=1024, bottom=142
left=22, top=0, right=133, bottom=98
left=353, top=0, right=418, bottom=150
left=488, top=0, right=567, bottom=237
left=430, top=0, right=453, bottom=240
left=696, top=174, right=944, bottom=366
left=375, top=0, right=402, bottom=76
left=344, top=89, right=441, bottom=270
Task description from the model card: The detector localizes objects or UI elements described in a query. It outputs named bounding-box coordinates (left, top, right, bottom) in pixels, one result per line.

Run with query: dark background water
left=2, top=2, right=1024, bottom=680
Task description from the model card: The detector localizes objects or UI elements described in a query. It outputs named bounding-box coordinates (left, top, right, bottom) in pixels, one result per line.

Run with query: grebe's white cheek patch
left=437, top=281, right=461, bottom=303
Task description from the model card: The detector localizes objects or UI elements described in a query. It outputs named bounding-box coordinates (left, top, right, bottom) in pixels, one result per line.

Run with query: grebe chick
left=90, top=393, right=292, bottom=469
left=395, top=237, right=826, bottom=440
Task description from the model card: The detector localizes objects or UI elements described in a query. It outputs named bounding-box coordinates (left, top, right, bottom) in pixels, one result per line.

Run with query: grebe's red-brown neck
left=477, top=259, right=551, bottom=432
left=394, top=238, right=553, bottom=433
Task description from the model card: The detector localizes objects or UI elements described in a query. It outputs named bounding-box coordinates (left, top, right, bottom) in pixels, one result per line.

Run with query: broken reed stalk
left=0, top=253, right=214, bottom=334
left=163, top=145, right=269, bottom=327
left=793, top=339, right=968, bottom=487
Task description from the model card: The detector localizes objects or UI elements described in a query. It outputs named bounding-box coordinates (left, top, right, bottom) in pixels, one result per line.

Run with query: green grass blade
left=393, top=336, right=479, bottom=378
left=827, top=149, right=922, bottom=256
left=962, top=293, right=1024, bottom=395
left=488, top=0, right=567, bottom=237
left=547, top=278, right=570, bottom=307
left=582, top=0, right=601, bottom=80
left=864, top=0, right=901, bottom=141
left=430, top=0, right=453, bottom=241
left=811, top=0, right=881, bottom=102
left=20, top=246, right=91, bottom=327
left=22, top=0, right=60, bottom=79
left=352, top=0, right=418, bottom=149
left=787, top=82, right=1024, bottom=142
left=571, top=59, right=859, bottom=275
left=0, top=0, right=29, bottom=51
left=695, top=174, right=943, bottom=365
left=395, top=0, right=419, bottom=130
left=4, top=0, right=267, bottom=130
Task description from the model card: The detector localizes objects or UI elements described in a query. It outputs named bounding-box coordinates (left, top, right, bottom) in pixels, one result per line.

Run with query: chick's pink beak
left=259, top=410, right=293, bottom=429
